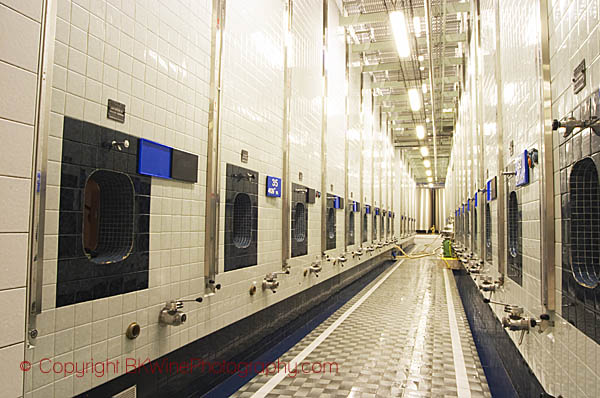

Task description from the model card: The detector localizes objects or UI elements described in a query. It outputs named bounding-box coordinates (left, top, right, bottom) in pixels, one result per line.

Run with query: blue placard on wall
left=375, top=207, right=380, bottom=215
left=462, top=204, right=465, bottom=215
left=516, top=149, right=530, bottom=187
left=365, top=205, right=371, bottom=214
left=474, top=193, right=478, bottom=207
left=467, top=200, right=470, bottom=211
left=333, top=196, right=341, bottom=209
left=352, top=201, right=359, bottom=212
left=138, top=139, right=172, bottom=179
left=266, top=176, right=281, bottom=197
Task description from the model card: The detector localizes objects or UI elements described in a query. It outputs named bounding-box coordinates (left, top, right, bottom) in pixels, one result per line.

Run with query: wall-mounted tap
left=304, top=261, right=322, bottom=277
left=365, top=246, right=375, bottom=253
left=111, top=139, right=130, bottom=151
left=334, top=255, right=347, bottom=266
left=206, top=279, right=221, bottom=293
left=375, top=242, right=384, bottom=249
left=484, top=298, right=554, bottom=345
left=352, top=248, right=364, bottom=258
left=262, top=275, right=279, bottom=293
left=323, top=252, right=332, bottom=262
left=478, top=275, right=503, bottom=299
left=159, top=297, right=202, bottom=326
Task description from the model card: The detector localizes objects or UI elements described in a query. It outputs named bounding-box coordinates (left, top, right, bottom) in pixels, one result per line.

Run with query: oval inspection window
left=373, top=214, right=378, bottom=240
left=362, top=212, right=368, bottom=242
left=327, top=208, right=335, bottom=239
left=294, top=202, right=306, bottom=242
left=233, top=193, right=252, bottom=249
left=508, top=191, right=519, bottom=258
left=473, top=208, right=478, bottom=250
left=83, top=170, right=134, bottom=264
left=485, top=203, right=492, bottom=262
left=569, top=158, right=600, bottom=288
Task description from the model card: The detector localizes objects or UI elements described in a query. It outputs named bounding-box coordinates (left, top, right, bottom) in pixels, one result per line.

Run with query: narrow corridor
left=234, top=236, right=490, bottom=398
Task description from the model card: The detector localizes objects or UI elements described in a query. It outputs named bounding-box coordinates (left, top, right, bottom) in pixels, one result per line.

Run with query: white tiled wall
left=289, top=0, right=322, bottom=261
left=446, top=0, right=600, bottom=397
left=326, top=0, right=346, bottom=251
left=0, top=0, right=44, bottom=397
left=4, top=1, right=413, bottom=397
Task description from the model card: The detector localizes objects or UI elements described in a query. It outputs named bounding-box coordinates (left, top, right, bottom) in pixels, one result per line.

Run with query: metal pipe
left=204, top=0, right=226, bottom=285
left=281, top=0, right=293, bottom=270
left=344, top=27, right=349, bottom=251
left=27, top=0, right=52, bottom=345
left=424, top=0, right=438, bottom=181
left=321, top=0, right=329, bottom=253
left=538, top=0, right=555, bottom=311
left=494, top=0, right=506, bottom=275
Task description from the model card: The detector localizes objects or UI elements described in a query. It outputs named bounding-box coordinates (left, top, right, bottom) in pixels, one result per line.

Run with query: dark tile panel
left=558, top=100, right=600, bottom=342
left=224, top=164, right=258, bottom=271
left=291, top=183, right=309, bottom=258
left=56, top=117, right=151, bottom=307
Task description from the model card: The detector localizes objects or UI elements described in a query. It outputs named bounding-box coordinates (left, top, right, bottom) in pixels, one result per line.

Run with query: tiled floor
left=232, top=236, right=491, bottom=398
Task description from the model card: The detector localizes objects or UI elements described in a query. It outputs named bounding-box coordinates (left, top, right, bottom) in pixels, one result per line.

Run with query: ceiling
left=340, top=0, right=469, bottom=184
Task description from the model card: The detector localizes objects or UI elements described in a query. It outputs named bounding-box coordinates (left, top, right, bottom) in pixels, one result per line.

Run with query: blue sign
left=139, top=139, right=172, bottom=179
left=365, top=205, right=371, bottom=214
left=333, top=196, right=341, bottom=209
left=474, top=193, right=478, bottom=208
left=266, top=176, right=281, bottom=197
left=516, top=150, right=530, bottom=187
left=375, top=207, right=380, bottom=215
left=352, top=201, right=359, bottom=212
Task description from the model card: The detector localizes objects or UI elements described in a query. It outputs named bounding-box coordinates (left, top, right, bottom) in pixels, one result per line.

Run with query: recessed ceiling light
left=413, top=16, right=421, bottom=38
left=420, top=146, right=429, bottom=157
left=418, top=55, right=424, bottom=62
left=428, top=177, right=433, bottom=183
left=389, top=11, right=410, bottom=58
left=408, top=88, right=421, bottom=111
left=422, top=83, right=427, bottom=94
left=423, top=159, right=431, bottom=168
left=426, top=169, right=432, bottom=176
left=416, top=125, right=425, bottom=139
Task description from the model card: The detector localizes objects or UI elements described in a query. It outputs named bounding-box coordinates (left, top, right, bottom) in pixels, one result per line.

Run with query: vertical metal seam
left=281, top=0, right=292, bottom=269
left=343, top=27, right=349, bottom=252
left=494, top=0, right=506, bottom=275
left=538, top=0, right=555, bottom=311
left=27, top=0, right=52, bottom=345
left=424, top=0, right=438, bottom=181
left=474, top=0, right=485, bottom=257
left=321, top=0, right=328, bottom=254
left=204, top=0, right=225, bottom=284
left=359, top=69, right=364, bottom=245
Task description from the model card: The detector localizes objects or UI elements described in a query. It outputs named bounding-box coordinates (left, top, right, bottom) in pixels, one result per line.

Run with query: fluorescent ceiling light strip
left=413, top=16, right=421, bottom=37
left=408, top=88, right=421, bottom=111
left=389, top=11, right=411, bottom=58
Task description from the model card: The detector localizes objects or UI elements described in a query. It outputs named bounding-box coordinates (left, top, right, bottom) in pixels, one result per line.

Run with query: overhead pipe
left=424, top=0, right=438, bottom=182
left=423, top=0, right=437, bottom=182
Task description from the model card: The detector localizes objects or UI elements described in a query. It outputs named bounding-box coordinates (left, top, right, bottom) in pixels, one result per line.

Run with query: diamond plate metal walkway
left=233, top=236, right=490, bottom=398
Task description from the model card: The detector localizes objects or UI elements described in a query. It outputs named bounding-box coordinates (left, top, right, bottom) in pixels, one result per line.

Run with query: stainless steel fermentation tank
left=416, top=188, right=445, bottom=232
